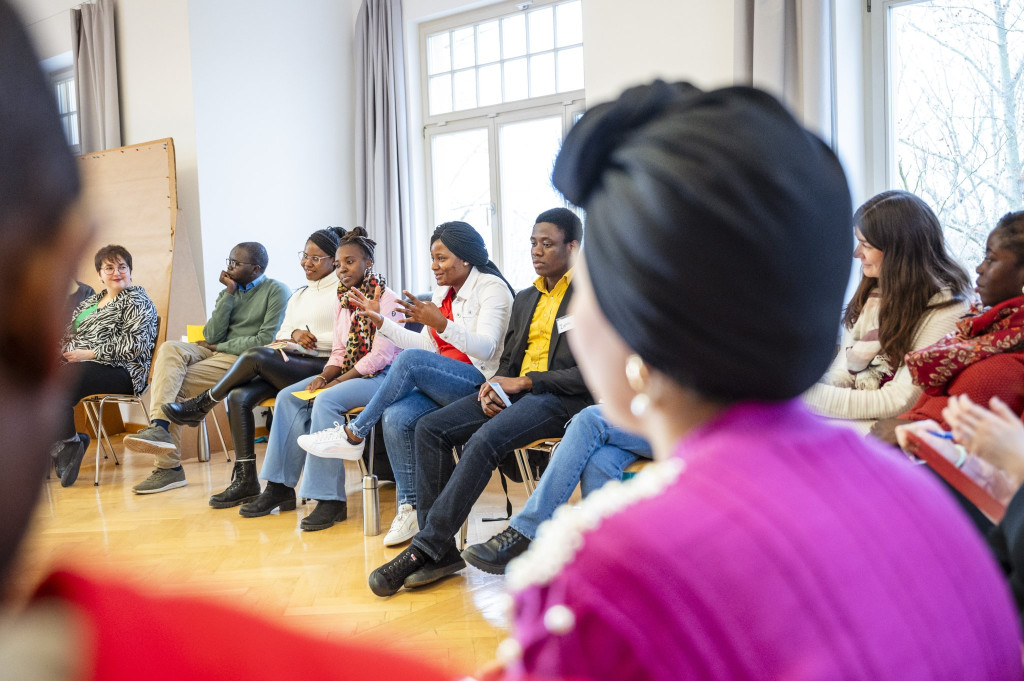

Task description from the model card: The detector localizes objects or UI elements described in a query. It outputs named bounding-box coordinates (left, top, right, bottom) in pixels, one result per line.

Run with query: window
left=51, top=68, right=81, bottom=156
left=421, top=0, right=585, bottom=290
left=880, top=0, right=1024, bottom=269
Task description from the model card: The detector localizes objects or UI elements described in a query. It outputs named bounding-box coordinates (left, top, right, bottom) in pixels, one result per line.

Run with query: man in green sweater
left=125, top=242, right=291, bottom=494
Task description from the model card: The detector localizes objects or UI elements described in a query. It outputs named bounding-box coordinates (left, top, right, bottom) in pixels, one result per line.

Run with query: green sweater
left=202, top=277, right=291, bottom=356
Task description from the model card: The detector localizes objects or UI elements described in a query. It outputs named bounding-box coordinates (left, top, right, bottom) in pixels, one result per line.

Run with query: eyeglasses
left=298, top=251, right=334, bottom=265
left=226, top=258, right=257, bottom=268
left=100, top=263, right=130, bottom=275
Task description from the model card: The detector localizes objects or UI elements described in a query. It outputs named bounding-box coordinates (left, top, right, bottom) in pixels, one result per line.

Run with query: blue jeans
left=411, top=390, right=572, bottom=561
left=347, top=349, right=485, bottom=507
left=508, top=405, right=652, bottom=540
left=258, top=370, right=387, bottom=501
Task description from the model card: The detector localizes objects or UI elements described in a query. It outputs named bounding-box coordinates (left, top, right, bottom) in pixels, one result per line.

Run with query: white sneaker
left=296, top=421, right=366, bottom=460
left=383, top=503, right=418, bottom=546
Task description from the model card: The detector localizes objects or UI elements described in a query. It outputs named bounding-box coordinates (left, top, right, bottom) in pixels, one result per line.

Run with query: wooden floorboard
left=12, top=434, right=531, bottom=674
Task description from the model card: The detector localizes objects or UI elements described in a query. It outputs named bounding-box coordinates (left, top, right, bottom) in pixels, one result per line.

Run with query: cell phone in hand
left=488, top=381, right=513, bottom=407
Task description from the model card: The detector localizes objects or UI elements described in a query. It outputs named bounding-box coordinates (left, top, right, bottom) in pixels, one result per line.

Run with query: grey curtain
left=734, top=0, right=834, bottom=145
left=355, top=0, right=413, bottom=291
left=71, top=0, right=121, bottom=154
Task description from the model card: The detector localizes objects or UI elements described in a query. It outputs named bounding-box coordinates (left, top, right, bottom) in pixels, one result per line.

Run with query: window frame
left=418, top=0, right=585, bottom=291
left=49, top=66, right=82, bottom=157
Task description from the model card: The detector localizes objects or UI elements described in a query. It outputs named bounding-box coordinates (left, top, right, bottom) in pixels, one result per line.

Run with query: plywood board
left=75, top=138, right=177, bottom=343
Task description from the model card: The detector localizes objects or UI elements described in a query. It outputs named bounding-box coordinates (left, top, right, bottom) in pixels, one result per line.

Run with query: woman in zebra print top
left=53, top=244, right=158, bottom=486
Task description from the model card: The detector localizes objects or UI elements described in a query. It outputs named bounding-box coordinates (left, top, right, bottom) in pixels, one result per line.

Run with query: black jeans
left=410, top=390, right=570, bottom=560
left=211, top=346, right=327, bottom=462
left=58, top=361, right=134, bottom=441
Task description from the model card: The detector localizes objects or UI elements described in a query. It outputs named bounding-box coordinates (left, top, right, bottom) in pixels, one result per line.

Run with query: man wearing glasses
left=124, top=242, right=290, bottom=494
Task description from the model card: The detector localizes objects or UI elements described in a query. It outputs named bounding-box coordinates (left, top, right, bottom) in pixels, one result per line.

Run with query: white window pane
left=528, top=7, right=554, bottom=53
left=452, top=26, right=475, bottom=70
left=502, top=15, right=526, bottom=58
left=427, top=32, right=451, bottom=75
left=66, top=81, right=76, bottom=111
left=478, top=63, right=502, bottom=107
left=530, top=52, right=556, bottom=97
left=477, top=20, right=500, bottom=64
left=428, top=73, right=453, bottom=115
left=504, top=57, right=528, bottom=102
left=453, top=69, right=478, bottom=111
left=889, top=0, right=1020, bottom=270
left=431, top=128, right=494, bottom=257
left=556, top=1, right=583, bottom=47
left=557, top=46, right=584, bottom=91
left=498, top=116, right=566, bottom=289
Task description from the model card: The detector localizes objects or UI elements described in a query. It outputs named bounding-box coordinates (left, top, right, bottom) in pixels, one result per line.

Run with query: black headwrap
left=553, top=81, right=852, bottom=402
left=308, top=226, right=346, bottom=257
left=431, top=221, right=515, bottom=295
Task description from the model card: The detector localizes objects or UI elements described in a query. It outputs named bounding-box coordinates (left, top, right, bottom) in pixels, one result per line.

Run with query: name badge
left=556, top=315, right=575, bottom=334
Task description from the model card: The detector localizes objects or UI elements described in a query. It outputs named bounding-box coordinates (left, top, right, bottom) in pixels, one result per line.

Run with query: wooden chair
left=80, top=316, right=162, bottom=486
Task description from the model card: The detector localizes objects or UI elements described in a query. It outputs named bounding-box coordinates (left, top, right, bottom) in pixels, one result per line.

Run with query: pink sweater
left=325, top=287, right=401, bottom=376
left=505, top=401, right=1023, bottom=681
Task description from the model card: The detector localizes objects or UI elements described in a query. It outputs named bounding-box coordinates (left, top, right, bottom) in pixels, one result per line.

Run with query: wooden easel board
left=75, top=138, right=177, bottom=343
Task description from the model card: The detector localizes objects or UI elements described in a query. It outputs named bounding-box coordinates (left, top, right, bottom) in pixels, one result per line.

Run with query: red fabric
left=34, top=570, right=454, bottom=681
left=906, top=296, right=1024, bottom=391
left=431, top=289, right=472, bottom=364
left=900, top=352, right=1024, bottom=427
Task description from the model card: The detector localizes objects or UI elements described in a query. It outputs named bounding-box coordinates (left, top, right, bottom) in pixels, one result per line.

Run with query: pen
left=927, top=430, right=955, bottom=440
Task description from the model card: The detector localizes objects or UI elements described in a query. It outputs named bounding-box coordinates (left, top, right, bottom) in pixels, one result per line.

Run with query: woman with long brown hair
left=804, top=190, right=972, bottom=432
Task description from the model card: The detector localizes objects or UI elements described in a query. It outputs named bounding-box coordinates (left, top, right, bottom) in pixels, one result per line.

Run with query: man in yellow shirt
left=369, top=208, right=593, bottom=597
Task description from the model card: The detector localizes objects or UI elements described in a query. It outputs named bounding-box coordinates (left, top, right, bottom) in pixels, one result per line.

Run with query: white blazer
left=378, top=267, right=514, bottom=379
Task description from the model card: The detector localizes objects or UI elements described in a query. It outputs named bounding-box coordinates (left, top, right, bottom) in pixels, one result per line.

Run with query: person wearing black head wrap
left=554, top=80, right=852, bottom=401
left=430, top=221, right=516, bottom=295
left=492, top=81, right=1022, bottom=681
left=307, top=226, right=347, bottom=258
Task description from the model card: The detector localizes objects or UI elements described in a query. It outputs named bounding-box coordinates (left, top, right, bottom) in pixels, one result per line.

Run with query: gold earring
left=625, top=354, right=651, bottom=417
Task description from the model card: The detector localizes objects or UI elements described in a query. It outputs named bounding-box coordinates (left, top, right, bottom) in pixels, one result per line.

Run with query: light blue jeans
left=508, top=405, right=653, bottom=539
left=258, top=369, right=388, bottom=501
left=347, top=349, right=485, bottom=507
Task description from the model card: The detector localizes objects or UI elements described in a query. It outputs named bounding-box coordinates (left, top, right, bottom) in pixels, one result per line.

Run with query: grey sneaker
left=132, top=467, right=187, bottom=494
left=123, top=425, right=176, bottom=455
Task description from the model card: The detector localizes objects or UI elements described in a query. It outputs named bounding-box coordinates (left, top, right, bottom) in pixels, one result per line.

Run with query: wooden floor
left=11, top=435, right=530, bottom=675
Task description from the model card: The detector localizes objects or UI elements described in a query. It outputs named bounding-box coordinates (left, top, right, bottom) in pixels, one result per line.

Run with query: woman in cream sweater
left=804, top=190, right=973, bottom=433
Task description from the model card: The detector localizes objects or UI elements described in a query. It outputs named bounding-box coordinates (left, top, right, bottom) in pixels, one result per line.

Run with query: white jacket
left=378, top=267, right=514, bottom=379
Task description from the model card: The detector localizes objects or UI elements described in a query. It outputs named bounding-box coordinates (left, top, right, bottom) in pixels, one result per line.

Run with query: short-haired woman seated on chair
left=55, top=244, right=158, bottom=487
left=162, top=227, right=348, bottom=509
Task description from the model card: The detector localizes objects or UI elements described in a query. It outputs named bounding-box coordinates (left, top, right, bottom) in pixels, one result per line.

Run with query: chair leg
left=208, top=410, right=230, bottom=462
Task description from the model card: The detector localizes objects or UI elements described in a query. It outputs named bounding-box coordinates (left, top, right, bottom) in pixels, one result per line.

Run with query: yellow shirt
left=519, top=269, right=573, bottom=377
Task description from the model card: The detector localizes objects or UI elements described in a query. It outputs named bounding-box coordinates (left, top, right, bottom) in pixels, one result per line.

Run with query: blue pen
left=927, top=430, right=955, bottom=440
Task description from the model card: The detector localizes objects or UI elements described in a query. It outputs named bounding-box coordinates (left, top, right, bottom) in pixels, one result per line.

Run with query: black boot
left=239, top=481, right=296, bottom=517
left=209, top=459, right=261, bottom=509
left=164, top=390, right=217, bottom=426
left=300, top=499, right=348, bottom=531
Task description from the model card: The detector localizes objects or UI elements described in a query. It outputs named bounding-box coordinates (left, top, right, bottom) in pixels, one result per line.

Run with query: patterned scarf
left=845, top=291, right=893, bottom=384
left=336, top=271, right=386, bottom=375
left=907, top=295, right=1024, bottom=391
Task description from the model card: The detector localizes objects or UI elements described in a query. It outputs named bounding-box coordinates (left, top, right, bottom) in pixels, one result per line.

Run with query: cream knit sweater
left=803, top=289, right=971, bottom=433
left=275, top=271, right=340, bottom=356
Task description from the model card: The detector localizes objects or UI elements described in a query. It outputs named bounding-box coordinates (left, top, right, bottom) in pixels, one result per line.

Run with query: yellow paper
left=186, top=325, right=205, bottom=342
left=291, top=388, right=327, bottom=400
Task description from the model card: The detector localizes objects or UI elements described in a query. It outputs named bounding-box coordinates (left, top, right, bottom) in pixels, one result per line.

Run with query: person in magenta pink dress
left=489, top=82, right=1024, bottom=681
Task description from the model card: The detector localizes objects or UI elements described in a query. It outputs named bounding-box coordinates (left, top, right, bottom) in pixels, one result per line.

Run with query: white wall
left=583, top=0, right=735, bottom=105
left=14, top=0, right=205, bottom=326
left=188, top=0, right=359, bottom=312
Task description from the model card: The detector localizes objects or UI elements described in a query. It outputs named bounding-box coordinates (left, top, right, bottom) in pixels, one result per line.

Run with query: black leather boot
left=209, top=459, right=261, bottom=509
left=239, top=481, right=296, bottom=517
left=300, top=499, right=348, bottom=531
left=164, top=389, right=217, bottom=426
